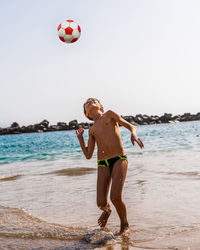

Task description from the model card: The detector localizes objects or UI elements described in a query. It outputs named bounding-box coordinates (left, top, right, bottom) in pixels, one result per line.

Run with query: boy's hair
left=83, top=98, right=104, bottom=121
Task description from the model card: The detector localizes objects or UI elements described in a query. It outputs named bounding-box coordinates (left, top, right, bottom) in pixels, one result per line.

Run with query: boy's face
left=84, top=98, right=103, bottom=118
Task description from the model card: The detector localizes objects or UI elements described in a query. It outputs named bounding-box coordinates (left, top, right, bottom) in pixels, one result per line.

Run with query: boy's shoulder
left=103, top=110, right=121, bottom=124
left=105, top=110, right=120, bottom=119
left=99, top=110, right=114, bottom=120
left=104, top=110, right=115, bottom=116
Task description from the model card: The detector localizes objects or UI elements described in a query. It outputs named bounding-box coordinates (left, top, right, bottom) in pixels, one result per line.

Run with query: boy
left=76, top=98, right=144, bottom=234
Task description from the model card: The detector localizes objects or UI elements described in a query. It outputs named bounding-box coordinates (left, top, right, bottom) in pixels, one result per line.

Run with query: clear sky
left=0, top=0, right=200, bottom=127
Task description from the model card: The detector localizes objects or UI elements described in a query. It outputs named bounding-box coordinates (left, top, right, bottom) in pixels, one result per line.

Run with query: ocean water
left=0, top=121, right=200, bottom=249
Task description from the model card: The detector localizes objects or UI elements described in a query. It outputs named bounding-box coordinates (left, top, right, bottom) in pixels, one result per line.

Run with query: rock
left=183, top=112, right=191, bottom=117
left=34, top=124, right=45, bottom=130
left=0, top=128, right=8, bottom=135
left=78, top=122, right=90, bottom=129
left=141, top=115, right=151, bottom=123
left=20, top=126, right=27, bottom=133
left=49, top=125, right=63, bottom=131
left=69, top=120, right=78, bottom=129
left=25, top=125, right=37, bottom=133
left=150, top=115, right=160, bottom=122
left=69, top=120, right=78, bottom=126
left=11, top=122, right=19, bottom=128
left=7, top=127, right=21, bottom=134
left=196, top=112, right=200, bottom=118
left=134, top=115, right=144, bottom=125
left=160, top=113, right=172, bottom=123
left=49, top=125, right=58, bottom=131
left=172, top=115, right=181, bottom=121
left=57, top=122, right=67, bottom=127
left=40, top=120, right=49, bottom=128
left=180, top=112, right=193, bottom=122
left=193, top=112, right=200, bottom=121
left=57, top=122, right=69, bottom=130
left=122, top=116, right=134, bottom=123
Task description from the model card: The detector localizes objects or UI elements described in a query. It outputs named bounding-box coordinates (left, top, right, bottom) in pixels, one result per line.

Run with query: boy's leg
left=97, top=166, right=112, bottom=228
left=110, top=159, right=129, bottom=234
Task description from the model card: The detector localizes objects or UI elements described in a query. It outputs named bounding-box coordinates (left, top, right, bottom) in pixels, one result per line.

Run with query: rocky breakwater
left=122, top=112, right=200, bottom=125
left=0, top=120, right=93, bottom=136
left=0, top=112, right=200, bottom=136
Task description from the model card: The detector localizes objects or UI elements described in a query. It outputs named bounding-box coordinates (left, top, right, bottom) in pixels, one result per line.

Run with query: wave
left=0, top=205, right=118, bottom=249
left=0, top=205, right=73, bottom=239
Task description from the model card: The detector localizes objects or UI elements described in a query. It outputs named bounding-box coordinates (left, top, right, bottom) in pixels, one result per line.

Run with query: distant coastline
left=0, top=112, right=200, bottom=136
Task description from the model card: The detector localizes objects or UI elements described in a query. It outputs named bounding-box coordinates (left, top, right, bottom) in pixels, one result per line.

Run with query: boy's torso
left=90, top=111, right=125, bottom=160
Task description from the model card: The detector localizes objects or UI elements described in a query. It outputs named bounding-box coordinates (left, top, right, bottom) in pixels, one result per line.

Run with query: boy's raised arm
left=76, top=128, right=95, bottom=159
left=108, top=110, right=144, bottom=149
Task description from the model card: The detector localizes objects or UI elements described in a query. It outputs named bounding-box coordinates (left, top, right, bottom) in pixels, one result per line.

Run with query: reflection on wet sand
left=166, top=171, right=200, bottom=178
left=0, top=174, right=22, bottom=182
left=50, top=167, right=96, bottom=176
left=135, top=180, right=147, bottom=200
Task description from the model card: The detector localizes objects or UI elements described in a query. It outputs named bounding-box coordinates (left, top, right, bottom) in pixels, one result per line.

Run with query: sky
left=0, top=0, right=200, bottom=127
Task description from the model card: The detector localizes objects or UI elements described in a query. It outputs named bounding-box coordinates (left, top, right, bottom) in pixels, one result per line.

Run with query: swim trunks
left=97, top=155, right=128, bottom=170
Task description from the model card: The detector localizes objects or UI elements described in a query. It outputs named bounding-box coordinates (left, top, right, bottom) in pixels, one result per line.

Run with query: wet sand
left=1, top=228, right=200, bottom=249
left=1, top=204, right=200, bottom=250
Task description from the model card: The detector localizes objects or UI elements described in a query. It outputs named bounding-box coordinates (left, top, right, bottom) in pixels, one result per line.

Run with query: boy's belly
left=97, top=143, right=125, bottom=160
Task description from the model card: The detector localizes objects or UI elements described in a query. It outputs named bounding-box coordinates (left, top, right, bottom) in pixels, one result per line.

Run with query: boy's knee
left=97, top=199, right=107, bottom=209
left=110, top=194, right=122, bottom=205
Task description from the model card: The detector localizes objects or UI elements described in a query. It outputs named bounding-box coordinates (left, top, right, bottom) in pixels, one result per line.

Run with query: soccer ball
left=57, top=20, right=81, bottom=44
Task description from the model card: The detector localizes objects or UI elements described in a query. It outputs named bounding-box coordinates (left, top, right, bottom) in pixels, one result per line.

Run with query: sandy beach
left=0, top=122, right=200, bottom=249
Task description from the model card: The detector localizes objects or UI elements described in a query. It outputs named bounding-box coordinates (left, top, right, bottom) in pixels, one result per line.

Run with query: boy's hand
left=76, top=128, right=84, bottom=138
left=131, top=133, right=144, bottom=149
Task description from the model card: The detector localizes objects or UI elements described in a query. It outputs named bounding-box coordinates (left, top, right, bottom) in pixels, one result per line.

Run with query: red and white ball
left=57, top=20, right=81, bottom=44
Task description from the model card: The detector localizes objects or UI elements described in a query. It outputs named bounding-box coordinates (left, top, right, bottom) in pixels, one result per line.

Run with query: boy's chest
left=91, top=117, right=115, bottom=137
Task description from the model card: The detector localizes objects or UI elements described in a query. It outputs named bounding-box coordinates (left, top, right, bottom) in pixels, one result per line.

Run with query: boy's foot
left=98, top=209, right=111, bottom=228
left=120, top=223, right=130, bottom=235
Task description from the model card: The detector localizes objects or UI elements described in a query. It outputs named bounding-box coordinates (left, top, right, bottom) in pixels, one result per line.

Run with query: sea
left=0, top=121, right=200, bottom=250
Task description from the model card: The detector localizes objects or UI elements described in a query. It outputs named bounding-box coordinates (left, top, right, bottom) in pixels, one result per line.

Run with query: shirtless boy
left=76, top=98, right=144, bottom=234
